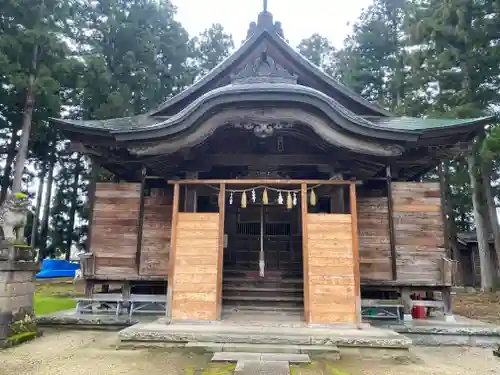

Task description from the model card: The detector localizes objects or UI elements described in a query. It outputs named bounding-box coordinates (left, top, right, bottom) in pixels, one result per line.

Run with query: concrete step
left=197, top=342, right=340, bottom=356
left=212, top=351, right=311, bottom=363
left=119, top=321, right=412, bottom=349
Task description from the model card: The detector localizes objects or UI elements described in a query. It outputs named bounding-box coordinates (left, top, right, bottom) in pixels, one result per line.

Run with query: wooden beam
left=166, top=183, right=180, bottom=321
left=169, top=179, right=361, bottom=186
left=301, top=184, right=311, bottom=323
left=185, top=153, right=336, bottom=167
left=349, top=183, right=361, bottom=328
left=136, top=166, right=147, bottom=273
left=216, top=183, right=226, bottom=320
left=386, top=166, right=397, bottom=280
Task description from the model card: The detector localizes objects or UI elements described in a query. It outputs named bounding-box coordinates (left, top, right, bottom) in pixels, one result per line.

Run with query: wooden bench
left=361, top=299, right=403, bottom=322
left=128, top=294, right=167, bottom=317
left=75, top=293, right=124, bottom=316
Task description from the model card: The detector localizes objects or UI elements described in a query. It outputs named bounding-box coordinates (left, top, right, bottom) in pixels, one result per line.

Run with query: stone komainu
left=0, top=195, right=30, bottom=243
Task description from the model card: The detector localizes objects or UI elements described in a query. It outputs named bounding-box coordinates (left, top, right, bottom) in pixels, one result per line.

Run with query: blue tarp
left=36, top=259, right=80, bottom=279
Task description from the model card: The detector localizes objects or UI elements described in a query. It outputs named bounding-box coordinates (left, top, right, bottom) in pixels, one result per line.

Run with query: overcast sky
left=172, top=0, right=372, bottom=48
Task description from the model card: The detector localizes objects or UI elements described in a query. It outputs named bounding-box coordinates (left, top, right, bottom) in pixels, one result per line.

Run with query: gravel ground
left=293, top=346, right=500, bottom=375
left=0, top=330, right=212, bottom=375
left=0, top=330, right=499, bottom=375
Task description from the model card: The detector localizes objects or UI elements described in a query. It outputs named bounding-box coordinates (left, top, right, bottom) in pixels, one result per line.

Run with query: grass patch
left=36, top=280, right=84, bottom=298
left=34, top=295, right=76, bottom=315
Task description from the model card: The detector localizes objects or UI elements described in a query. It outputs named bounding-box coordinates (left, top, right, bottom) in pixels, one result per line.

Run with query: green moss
left=2, top=331, right=38, bottom=348
left=184, top=363, right=235, bottom=375
left=34, top=295, right=76, bottom=315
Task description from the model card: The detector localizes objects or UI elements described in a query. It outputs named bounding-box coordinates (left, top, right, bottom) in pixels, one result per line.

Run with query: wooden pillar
left=216, top=184, right=226, bottom=319
left=401, top=287, right=413, bottom=321
left=301, top=184, right=310, bottom=323
left=349, top=184, right=361, bottom=327
left=136, top=166, right=147, bottom=273
left=386, top=166, right=397, bottom=280
left=442, top=287, right=455, bottom=322
left=165, top=183, right=180, bottom=322
left=184, top=172, right=198, bottom=212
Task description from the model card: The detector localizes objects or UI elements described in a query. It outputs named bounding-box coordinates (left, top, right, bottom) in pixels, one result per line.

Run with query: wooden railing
left=440, top=257, right=458, bottom=286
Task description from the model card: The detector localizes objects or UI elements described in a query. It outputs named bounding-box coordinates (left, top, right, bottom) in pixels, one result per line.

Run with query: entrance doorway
left=222, top=200, right=304, bottom=319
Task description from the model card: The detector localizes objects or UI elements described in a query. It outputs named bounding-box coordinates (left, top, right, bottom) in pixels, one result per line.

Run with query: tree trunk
left=65, top=162, right=81, bottom=261
left=481, top=160, right=500, bottom=279
left=11, top=73, right=36, bottom=193
left=39, top=142, right=56, bottom=259
left=11, top=0, right=45, bottom=193
left=467, top=138, right=495, bottom=291
left=30, top=161, right=46, bottom=252
left=0, top=131, right=20, bottom=204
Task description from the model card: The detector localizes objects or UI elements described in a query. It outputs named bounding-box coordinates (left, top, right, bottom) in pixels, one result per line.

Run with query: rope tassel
left=286, top=192, right=293, bottom=209
left=241, top=191, right=247, bottom=208
left=310, top=188, right=317, bottom=206
left=262, top=188, right=269, bottom=205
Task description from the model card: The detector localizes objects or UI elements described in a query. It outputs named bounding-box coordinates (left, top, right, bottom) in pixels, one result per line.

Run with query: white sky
left=172, top=0, right=372, bottom=48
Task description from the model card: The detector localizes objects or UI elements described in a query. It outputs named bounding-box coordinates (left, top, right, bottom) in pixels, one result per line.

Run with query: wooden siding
left=91, top=183, right=141, bottom=277
left=139, top=189, right=172, bottom=276
left=171, top=213, right=220, bottom=321
left=392, top=182, right=445, bottom=282
left=357, top=197, right=392, bottom=281
left=306, top=214, right=356, bottom=324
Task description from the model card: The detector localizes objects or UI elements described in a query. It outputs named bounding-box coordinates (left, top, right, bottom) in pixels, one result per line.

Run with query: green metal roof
left=366, top=115, right=495, bottom=131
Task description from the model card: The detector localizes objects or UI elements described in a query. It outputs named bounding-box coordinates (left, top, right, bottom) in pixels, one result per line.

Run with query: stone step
left=119, top=321, right=412, bottom=349
left=212, top=351, right=311, bottom=363
left=195, top=342, right=340, bottom=356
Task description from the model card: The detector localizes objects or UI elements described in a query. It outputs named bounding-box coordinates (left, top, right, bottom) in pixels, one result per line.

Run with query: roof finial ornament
left=263, top=0, right=268, bottom=12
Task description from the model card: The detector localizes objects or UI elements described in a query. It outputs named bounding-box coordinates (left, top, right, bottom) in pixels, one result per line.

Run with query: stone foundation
left=0, top=261, right=39, bottom=344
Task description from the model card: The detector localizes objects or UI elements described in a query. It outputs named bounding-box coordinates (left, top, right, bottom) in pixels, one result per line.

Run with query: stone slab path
left=233, top=360, right=290, bottom=375
left=212, top=352, right=310, bottom=363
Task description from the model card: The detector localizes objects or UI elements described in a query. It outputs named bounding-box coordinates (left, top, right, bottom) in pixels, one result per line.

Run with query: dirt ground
left=453, top=291, right=500, bottom=325
left=0, top=330, right=499, bottom=375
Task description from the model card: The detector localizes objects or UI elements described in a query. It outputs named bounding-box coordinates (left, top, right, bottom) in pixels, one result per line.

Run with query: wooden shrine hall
left=51, top=6, right=494, bottom=324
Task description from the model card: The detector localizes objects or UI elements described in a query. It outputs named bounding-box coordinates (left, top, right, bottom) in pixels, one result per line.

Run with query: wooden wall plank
left=392, top=182, right=446, bottom=283
left=139, top=188, right=173, bottom=276
left=357, top=197, right=392, bottom=281
left=171, top=213, right=220, bottom=321
left=91, top=183, right=141, bottom=277
left=306, top=213, right=356, bottom=324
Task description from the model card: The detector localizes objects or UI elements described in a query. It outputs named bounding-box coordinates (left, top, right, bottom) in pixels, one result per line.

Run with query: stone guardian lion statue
left=0, top=193, right=30, bottom=243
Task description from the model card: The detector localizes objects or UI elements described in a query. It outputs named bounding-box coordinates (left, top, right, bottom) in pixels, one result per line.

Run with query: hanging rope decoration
left=263, top=188, right=269, bottom=205
left=309, top=188, right=317, bottom=206
left=207, top=183, right=327, bottom=208
left=241, top=191, right=247, bottom=208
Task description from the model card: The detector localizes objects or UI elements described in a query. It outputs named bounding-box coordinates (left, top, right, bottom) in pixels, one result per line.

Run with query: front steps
left=222, top=270, right=304, bottom=312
